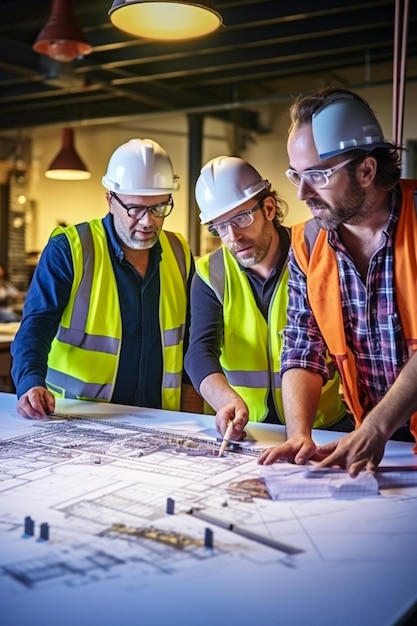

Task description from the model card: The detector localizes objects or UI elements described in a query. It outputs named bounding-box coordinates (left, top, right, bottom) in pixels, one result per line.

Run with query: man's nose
left=225, top=223, right=241, bottom=241
left=136, top=209, right=154, bottom=225
left=298, top=177, right=316, bottom=201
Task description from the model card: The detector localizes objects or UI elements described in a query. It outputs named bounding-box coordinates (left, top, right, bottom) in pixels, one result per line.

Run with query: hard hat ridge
left=102, top=138, right=180, bottom=195
left=312, top=93, right=394, bottom=160
left=196, top=155, right=270, bottom=224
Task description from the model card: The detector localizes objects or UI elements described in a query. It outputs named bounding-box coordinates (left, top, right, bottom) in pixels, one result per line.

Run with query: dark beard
left=308, top=183, right=370, bottom=230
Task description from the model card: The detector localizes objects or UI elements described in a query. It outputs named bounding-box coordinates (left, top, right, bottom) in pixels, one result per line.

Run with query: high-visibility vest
left=46, top=220, right=191, bottom=410
left=196, top=244, right=345, bottom=425
left=291, top=179, right=417, bottom=443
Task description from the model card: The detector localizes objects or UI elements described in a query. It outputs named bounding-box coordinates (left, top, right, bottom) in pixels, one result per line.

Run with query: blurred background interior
left=0, top=0, right=416, bottom=391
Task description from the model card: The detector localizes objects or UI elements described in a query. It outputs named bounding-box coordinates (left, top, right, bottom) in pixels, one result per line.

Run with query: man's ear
left=106, top=192, right=113, bottom=212
left=356, top=156, right=377, bottom=187
left=262, top=196, right=277, bottom=220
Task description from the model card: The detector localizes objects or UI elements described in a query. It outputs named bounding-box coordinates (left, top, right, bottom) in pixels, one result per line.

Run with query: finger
left=233, top=411, right=248, bottom=431
left=293, top=439, right=317, bottom=466
left=223, top=421, right=245, bottom=442
left=18, top=394, right=49, bottom=419
left=215, top=412, right=231, bottom=435
left=229, top=427, right=246, bottom=441
left=348, top=460, right=368, bottom=478
left=231, top=414, right=248, bottom=438
left=294, top=450, right=310, bottom=465
left=366, top=460, right=377, bottom=473
left=215, top=408, right=236, bottom=435
left=312, top=443, right=338, bottom=462
left=17, top=403, right=46, bottom=420
left=258, top=443, right=293, bottom=465
left=45, top=394, right=56, bottom=414
left=315, top=442, right=337, bottom=455
left=311, top=450, right=330, bottom=462
left=16, top=405, right=32, bottom=419
left=257, top=448, right=276, bottom=465
left=29, top=401, right=49, bottom=418
left=316, top=452, right=345, bottom=469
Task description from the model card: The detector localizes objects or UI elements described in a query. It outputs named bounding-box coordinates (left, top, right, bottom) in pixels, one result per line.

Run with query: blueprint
left=1, top=395, right=417, bottom=626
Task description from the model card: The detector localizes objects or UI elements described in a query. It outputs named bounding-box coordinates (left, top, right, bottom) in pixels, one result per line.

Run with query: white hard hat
left=102, top=138, right=180, bottom=195
left=196, top=156, right=270, bottom=224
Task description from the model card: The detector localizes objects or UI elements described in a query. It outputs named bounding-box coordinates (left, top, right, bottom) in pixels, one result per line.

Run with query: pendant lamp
left=45, top=128, right=91, bottom=181
left=33, top=0, right=92, bottom=62
left=108, top=0, right=223, bottom=41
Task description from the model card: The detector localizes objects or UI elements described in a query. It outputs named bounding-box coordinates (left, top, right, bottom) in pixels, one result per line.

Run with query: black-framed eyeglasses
left=285, top=157, right=355, bottom=189
left=110, top=191, right=174, bottom=220
left=207, top=202, right=262, bottom=238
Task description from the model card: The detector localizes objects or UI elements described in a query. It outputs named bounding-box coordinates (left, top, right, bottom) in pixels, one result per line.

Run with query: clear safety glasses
left=207, top=202, right=262, bottom=238
left=285, top=157, right=355, bottom=189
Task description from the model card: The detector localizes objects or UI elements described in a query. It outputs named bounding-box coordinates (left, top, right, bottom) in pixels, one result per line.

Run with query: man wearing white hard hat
left=258, top=87, right=417, bottom=475
left=12, top=138, right=202, bottom=418
left=185, top=155, right=348, bottom=442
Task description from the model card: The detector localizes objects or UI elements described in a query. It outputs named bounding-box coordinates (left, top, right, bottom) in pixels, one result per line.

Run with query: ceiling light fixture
left=33, top=0, right=92, bottom=62
left=45, top=128, right=91, bottom=181
left=108, top=0, right=223, bottom=41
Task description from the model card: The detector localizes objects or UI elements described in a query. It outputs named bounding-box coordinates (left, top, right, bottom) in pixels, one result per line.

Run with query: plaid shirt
left=282, top=185, right=409, bottom=413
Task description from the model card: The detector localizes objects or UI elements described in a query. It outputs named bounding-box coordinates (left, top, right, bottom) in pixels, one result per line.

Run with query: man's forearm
left=199, top=372, right=243, bottom=412
left=282, top=368, right=324, bottom=437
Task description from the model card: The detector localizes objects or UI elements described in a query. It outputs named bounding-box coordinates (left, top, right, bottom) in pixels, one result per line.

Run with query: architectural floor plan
left=1, top=395, right=417, bottom=626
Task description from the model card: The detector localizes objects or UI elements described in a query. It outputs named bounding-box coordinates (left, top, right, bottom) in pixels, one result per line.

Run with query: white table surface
left=1, top=392, right=416, bottom=626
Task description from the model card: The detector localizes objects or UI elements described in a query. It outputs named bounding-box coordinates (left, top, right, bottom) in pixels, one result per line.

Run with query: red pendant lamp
left=33, top=0, right=92, bottom=62
left=45, top=128, right=91, bottom=181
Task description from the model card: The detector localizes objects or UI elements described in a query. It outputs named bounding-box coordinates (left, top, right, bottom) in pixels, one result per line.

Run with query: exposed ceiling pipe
left=392, top=0, right=410, bottom=147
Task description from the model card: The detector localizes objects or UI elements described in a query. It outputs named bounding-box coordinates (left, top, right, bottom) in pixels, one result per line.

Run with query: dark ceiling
left=1, top=0, right=416, bottom=134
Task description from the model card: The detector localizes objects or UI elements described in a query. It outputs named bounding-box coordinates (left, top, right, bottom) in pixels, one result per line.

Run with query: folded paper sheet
left=264, top=464, right=380, bottom=500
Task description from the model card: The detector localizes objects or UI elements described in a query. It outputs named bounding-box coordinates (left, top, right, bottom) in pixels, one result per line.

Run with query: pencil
left=218, top=420, right=234, bottom=457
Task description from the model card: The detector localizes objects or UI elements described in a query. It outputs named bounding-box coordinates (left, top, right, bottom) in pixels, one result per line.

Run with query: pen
left=218, top=420, right=234, bottom=457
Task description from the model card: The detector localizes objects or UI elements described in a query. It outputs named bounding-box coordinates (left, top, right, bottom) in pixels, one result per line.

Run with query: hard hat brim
left=102, top=175, right=180, bottom=195
left=318, top=140, right=395, bottom=160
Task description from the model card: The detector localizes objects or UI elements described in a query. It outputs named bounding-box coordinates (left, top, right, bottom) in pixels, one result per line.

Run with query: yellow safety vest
left=291, top=180, right=417, bottom=444
left=46, top=220, right=191, bottom=410
left=196, top=244, right=345, bottom=425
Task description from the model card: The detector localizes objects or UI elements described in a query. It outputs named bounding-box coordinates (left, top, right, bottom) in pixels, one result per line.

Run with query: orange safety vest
left=291, top=180, right=417, bottom=445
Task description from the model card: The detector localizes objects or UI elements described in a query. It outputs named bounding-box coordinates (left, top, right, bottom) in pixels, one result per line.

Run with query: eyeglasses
left=207, top=202, right=262, bottom=238
left=110, top=191, right=174, bottom=219
left=285, top=157, right=355, bottom=189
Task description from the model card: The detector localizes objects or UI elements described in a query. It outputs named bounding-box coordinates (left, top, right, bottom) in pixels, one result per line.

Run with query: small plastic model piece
left=24, top=516, right=34, bottom=537
left=204, top=527, right=214, bottom=548
left=39, top=522, right=50, bottom=541
left=166, top=497, right=175, bottom=515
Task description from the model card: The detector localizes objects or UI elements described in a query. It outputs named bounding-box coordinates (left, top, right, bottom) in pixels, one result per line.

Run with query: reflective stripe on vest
left=197, top=244, right=344, bottom=426
left=291, top=179, right=417, bottom=442
left=46, top=222, right=190, bottom=410
left=46, top=220, right=122, bottom=401
left=159, top=230, right=191, bottom=409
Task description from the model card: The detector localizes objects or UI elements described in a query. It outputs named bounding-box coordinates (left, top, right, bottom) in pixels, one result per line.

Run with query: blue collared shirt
left=11, top=213, right=194, bottom=407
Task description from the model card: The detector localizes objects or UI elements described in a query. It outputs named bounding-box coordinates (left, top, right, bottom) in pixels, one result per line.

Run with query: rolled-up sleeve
left=281, top=247, right=329, bottom=383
